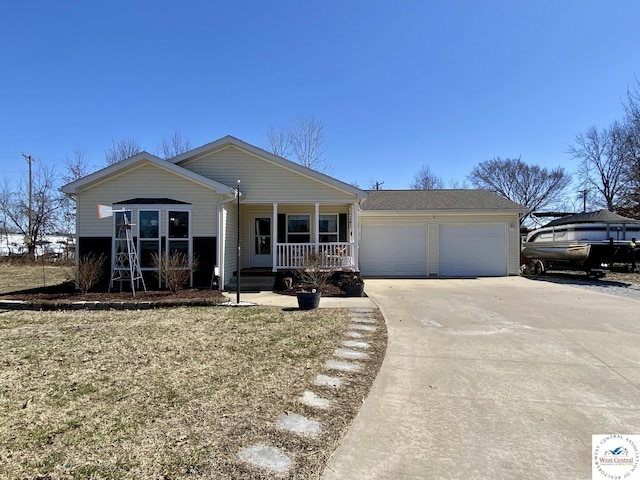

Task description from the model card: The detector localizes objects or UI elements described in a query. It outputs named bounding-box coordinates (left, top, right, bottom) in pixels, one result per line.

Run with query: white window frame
left=319, top=213, right=339, bottom=243
left=286, top=214, right=311, bottom=243
left=138, top=210, right=161, bottom=283
left=167, top=209, right=192, bottom=269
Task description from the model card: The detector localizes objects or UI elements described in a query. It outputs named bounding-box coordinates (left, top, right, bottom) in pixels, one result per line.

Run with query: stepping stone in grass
left=238, top=445, right=291, bottom=474
left=276, top=412, right=322, bottom=436
left=325, top=359, right=362, bottom=372
left=315, top=374, right=342, bottom=388
left=334, top=348, right=369, bottom=360
left=299, top=390, right=330, bottom=409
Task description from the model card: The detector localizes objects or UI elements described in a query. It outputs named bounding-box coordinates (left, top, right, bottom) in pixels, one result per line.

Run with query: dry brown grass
left=0, top=304, right=387, bottom=479
left=0, top=262, right=74, bottom=295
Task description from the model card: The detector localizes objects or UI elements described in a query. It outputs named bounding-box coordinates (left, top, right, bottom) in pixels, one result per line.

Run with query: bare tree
left=447, top=178, right=470, bottom=189
left=618, top=80, right=640, bottom=217
left=468, top=157, right=571, bottom=223
left=410, top=164, right=445, bottom=190
left=265, top=116, right=332, bottom=173
left=290, top=115, right=330, bottom=173
left=158, top=130, right=192, bottom=159
left=63, top=147, right=93, bottom=183
left=0, top=163, right=62, bottom=259
left=60, top=147, right=94, bottom=234
left=568, top=123, right=627, bottom=211
left=105, top=138, right=141, bottom=165
left=265, top=125, right=292, bottom=158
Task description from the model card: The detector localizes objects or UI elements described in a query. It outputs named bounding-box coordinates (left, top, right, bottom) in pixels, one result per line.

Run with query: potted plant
left=340, top=272, right=365, bottom=297
left=296, top=252, right=332, bottom=310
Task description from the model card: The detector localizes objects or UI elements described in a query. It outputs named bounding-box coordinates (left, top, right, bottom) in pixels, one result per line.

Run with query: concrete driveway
left=322, top=277, right=640, bottom=480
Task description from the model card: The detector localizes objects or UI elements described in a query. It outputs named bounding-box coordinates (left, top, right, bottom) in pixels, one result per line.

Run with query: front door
left=251, top=215, right=273, bottom=268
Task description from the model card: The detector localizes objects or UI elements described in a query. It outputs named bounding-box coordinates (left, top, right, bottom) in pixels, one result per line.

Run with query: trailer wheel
left=529, top=259, right=545, bottom=275
left=586, top=270, right=606, bottom=279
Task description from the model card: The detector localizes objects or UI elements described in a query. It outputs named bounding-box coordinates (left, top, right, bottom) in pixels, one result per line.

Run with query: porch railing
left=276, top=242, right=354, bottom=270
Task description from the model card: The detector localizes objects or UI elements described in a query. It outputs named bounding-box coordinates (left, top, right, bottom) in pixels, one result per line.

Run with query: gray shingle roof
left=361, top=189, right=527, bottom=211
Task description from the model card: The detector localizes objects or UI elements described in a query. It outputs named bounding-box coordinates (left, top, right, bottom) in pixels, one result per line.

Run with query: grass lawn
left=0, top=264, right=386, bottom=479
left=0, top=262, right=74, bottom=295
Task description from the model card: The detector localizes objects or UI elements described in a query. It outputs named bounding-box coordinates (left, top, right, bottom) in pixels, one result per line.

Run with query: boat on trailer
left=522, top=209, right=640, bottom=277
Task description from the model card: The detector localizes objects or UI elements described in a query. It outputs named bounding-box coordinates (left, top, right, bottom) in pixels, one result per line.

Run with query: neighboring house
left=61, top=136, right=527, bottom=290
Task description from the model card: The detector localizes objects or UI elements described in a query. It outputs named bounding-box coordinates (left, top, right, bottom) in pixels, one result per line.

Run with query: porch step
left=227, top=275, right=276, bottom=292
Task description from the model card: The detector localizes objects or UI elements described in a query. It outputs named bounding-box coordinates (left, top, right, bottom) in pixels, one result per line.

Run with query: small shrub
left=151, top=252, right=199, bottom=294
left=77, top=254, right=106, bottom=293
left=297, top=251, right=332, bottom=292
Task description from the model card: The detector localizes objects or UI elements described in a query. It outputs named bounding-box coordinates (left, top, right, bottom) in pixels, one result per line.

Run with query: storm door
left=251, top=215, right=272, bottom=267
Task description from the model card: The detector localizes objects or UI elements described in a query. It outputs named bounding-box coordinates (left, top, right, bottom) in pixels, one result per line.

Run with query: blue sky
left=1, top=1, right=639, bottom=192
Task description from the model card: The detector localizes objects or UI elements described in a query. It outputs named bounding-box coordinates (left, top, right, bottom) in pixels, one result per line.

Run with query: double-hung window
left=287, top=215, right=310, bottom=243
left=138, top=210, right=160, bottom=269
left=319, top=214, right=338, bottom=243
left=168, top=210, right=189, bottom=256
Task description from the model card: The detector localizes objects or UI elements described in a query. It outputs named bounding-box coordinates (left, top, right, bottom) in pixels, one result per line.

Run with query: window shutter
left=278, top=214, right=287, bottom=243
left=339, top=213, right=347, bottom=242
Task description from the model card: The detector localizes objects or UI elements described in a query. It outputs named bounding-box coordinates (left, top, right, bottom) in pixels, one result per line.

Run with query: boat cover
left=545, top=209, right=640, bottom=227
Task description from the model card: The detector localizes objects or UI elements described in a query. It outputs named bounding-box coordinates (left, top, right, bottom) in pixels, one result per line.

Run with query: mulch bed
left=1, top=281, right=227, bottom=307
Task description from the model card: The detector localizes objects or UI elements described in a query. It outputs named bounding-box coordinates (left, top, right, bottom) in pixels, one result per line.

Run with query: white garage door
left=361, top=225, right=427, bottom=276
left=439, top=224, right=507, bottom=277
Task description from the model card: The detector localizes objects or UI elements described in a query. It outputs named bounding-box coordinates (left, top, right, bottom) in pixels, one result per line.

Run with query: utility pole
left=579, top=189, right=589, bottom=213
left=374, top=181, right=384, bottom=190
left=21, top=153, right=35, bottom=254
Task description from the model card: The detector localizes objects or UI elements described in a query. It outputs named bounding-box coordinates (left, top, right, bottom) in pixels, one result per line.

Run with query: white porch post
left=272, top=203, right=278, bottom=272
left=352, top=202, right=359, bottom=270
left=314, top=203, right=320, bottom=254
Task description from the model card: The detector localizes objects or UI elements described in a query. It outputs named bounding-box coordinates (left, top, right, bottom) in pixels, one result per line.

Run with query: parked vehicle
left=522, top=210, right=640, bottom=277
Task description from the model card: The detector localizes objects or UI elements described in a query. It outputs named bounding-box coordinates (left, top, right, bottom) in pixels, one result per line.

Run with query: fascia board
left=61, top=154, right=235, bottom=196
left=359, top=208, right=527, bottom=217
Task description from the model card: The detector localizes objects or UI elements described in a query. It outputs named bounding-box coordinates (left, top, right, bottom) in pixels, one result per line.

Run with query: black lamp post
left=236, top=179, right=241, bottom=304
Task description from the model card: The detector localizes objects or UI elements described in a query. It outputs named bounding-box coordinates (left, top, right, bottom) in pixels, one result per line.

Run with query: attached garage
left=359, top=190, right=526, bottom=278
left=438, top=224, right=507, bottom=277
left=360, top=224, right=427, bottom=276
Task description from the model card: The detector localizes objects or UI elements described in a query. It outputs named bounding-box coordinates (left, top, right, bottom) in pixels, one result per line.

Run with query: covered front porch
left=220, top=201, right=360, bottom=290
left=242, top=202, right=360, bottom=272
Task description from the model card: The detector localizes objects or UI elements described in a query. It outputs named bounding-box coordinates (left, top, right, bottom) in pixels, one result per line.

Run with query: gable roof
left=361, top=189, right=528, bottom=212
left=545, top=209, right=640, bottom=227
left=61, top=152, right=235, bottom=195
left=170, top=135, right=367, bottom=199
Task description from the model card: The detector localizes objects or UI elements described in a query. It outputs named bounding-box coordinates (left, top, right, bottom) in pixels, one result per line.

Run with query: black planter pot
left=343, top=283, right=365, bottom=297
left=296, top=291, right=321, bottom=310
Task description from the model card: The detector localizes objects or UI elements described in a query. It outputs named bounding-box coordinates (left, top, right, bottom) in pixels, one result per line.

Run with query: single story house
left=61, top=135, right=527, bottom=289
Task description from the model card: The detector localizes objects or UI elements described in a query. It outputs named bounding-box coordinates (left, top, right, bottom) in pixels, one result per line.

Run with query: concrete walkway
left=228, top=291, right=376, bottom=309
left=321, top=277, right=640, bottom=480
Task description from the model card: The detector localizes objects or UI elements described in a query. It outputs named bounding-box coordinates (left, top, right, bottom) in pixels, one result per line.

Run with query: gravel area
left=526, top=270, right=640, bottom=301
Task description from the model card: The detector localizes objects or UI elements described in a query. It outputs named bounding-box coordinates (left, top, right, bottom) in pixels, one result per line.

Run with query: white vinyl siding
left=75, top=162, right=223, bottom=237
left=223, top=202, right=238, bottom=288
left=178, top=145, right=357, bottom=204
